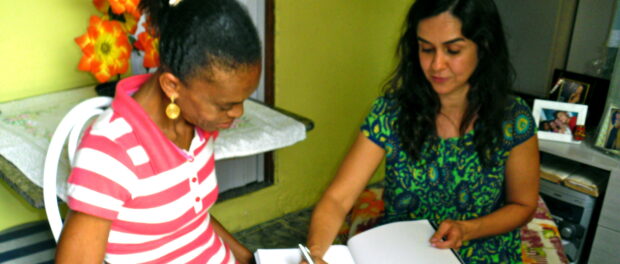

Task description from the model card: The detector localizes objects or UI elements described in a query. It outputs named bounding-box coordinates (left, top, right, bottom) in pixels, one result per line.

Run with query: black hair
left=384, top=0, right=514, bottom=166
left=139, top=0, right=261, bottom=82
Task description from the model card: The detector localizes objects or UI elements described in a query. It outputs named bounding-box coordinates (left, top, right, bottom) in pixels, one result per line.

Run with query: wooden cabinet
left=598, top=169, right=620, bottom=231
left=588, top=226, right=620, bottom=264
left=539, top=139, right=620, bottom=263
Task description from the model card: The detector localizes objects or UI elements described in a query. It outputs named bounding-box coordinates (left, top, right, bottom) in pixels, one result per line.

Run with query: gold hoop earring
left=166, top=96, right=181, bottom=120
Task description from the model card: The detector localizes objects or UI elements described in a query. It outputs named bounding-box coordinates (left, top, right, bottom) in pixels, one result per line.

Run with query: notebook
left=254, top=219, right=463, bottom=264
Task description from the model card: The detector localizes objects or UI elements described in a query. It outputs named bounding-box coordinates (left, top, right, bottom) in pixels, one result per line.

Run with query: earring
left=166, top=96, right=181, bottom=120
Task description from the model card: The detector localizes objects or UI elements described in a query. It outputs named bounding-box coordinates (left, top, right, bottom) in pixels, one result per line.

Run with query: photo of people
left=555, top=78, right=590, bottom=104
left=604, top=108, right=620, bottom=150
left=538, top=109, right=578, bottom=135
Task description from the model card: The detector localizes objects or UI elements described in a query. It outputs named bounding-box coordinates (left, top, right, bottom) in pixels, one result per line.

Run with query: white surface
left=214, top=99, right=306, bottom=160
left=254, top=245, right=354, bottom=264
left=0, top=86, right=306, bottom=198
left=254, top=220, right=461, bottom=264
left=538, top=139, right=620, bottom=171
left=347, top=220, right=461, bottom=264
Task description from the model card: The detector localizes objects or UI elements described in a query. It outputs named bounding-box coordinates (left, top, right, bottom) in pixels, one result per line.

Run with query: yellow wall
left=211, top=0, right=413, bottom=232
left=0, top=0, right=98, bottom=102
left=0, top=0, right=413, bottom=232
left=0, top=0, right=101, bottom=230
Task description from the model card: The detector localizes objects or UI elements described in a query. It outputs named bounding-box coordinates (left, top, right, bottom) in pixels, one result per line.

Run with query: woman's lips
left=431, top=76, right=449, bottom=83
left=217, top=122, right=233, bottom=129
left=217, top=119, right=240, bottom=129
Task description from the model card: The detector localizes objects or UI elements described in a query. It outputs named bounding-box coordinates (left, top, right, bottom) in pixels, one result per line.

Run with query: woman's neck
left=132, top=74, right=194, bottom=150
left=438, top=85, right=469, bottom=119
left=435, top=85, right=471, bottom=138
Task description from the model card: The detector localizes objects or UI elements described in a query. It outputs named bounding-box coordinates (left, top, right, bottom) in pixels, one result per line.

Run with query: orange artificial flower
left=93, top=0, right=108, bottom=13
left=118, top=12, right=139, bottom=34
left=93, top=0, right=140, bottom=34
left=134, top=21, right=160, bottom=68
left=75, top=16, right=131, bottom=83
left=109, top=0, right=140, bottom=17
left=351, top=190, right=384, bottom=219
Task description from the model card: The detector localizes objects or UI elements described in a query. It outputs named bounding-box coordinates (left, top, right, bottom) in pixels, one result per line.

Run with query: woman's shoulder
left=369, top=94, right=400, bottom=115
left=507, top=95, right=533, bottom=113
left=501, top=95, right=536, bottom=147
left=362, top=94, right=400, bottom=144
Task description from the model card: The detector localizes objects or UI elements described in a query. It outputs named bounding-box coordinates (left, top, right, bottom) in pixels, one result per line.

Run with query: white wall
left=496, top=0, right=576, bottom=97
left=566, top=0, right=617, bottom=75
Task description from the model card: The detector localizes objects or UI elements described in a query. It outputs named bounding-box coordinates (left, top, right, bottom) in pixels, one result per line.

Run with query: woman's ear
left=159, top=72, right=183, bottom=99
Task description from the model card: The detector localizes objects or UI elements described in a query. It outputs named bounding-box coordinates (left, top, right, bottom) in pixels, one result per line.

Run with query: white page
left=254, top=245, right=355, bottom=264
left=347, top=220, right=461, bottom=264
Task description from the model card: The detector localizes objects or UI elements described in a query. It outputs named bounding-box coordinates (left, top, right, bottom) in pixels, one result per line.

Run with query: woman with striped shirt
left=55, top=0, right=261, bottom=263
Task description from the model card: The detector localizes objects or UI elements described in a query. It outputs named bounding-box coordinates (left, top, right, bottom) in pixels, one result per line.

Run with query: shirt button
left=192, top=177, right=197, bottom=183
left=188, top=157, right=194, bottom=162
left=195, top=197, right=200, bottom=202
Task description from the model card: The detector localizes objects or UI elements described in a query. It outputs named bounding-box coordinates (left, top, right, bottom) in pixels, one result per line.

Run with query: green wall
left=0, top=0, right=100, bottom=230
left=0, top=0, right=413, bottom=232
left=211, top=0, right=413, bottom=232
left=0, top=0, right=99, bottom=103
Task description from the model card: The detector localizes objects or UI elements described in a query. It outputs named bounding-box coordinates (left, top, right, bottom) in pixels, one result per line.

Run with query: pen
left=298, top=243, right=315, bottom=264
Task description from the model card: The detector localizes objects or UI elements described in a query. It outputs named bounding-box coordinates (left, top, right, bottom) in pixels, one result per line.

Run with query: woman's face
left=417, top=12, right=478, bottom=97
left=557, top=112, right=569, bottom=123
left=177, top=64, right=261, bottom=131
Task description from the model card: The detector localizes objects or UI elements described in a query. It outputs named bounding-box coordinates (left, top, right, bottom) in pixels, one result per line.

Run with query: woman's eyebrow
left=417, top=36, right=466, bottom=45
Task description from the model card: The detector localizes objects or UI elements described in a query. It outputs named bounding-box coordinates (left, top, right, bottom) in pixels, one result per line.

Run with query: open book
left=254, top=219, right=463, bottom=264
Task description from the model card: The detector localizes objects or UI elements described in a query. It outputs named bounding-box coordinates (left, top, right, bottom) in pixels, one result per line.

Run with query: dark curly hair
left=139, top=0, right=261, bottom=82
left=384, top=0, right=514, bottom=166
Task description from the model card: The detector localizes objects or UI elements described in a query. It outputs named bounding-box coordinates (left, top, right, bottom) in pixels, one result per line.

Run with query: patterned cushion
left=338, top=186, right=569, bottom=264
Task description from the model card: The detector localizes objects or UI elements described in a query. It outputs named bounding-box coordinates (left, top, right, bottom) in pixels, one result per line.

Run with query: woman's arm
left=304, top=132, right=386, bottom=263
left=431, top=135, right=540, bottom=249
left=211, top=216, right=254, bottom=264
left=55, top=210, right=112, bottom=263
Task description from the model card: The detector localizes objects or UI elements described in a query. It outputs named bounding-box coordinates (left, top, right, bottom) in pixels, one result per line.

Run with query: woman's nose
left=431, top=52, right=447, bottom=71
left=227, top=104, right=244, bottom=119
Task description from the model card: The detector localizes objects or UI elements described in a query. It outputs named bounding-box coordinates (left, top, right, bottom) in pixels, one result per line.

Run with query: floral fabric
left=360, top=96, right=536, bottom=263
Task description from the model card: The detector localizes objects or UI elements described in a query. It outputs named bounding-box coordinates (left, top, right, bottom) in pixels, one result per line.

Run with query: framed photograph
left=532, top=99, right=588, bottom=143
left=548, top=70, right=609, bottom=128
left=595, top=103, right=620, bottom=155
left=551, top=78, right=590, bottom=104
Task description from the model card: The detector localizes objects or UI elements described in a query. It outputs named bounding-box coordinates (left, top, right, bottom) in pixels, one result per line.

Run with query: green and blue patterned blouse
left=361, top=96, right=536, bottom=263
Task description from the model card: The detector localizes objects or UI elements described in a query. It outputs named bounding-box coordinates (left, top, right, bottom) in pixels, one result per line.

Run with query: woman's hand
left=429, top=219, right=468, bottom=249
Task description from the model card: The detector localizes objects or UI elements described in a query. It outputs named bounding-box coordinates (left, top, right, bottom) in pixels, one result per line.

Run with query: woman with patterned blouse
left=304, top=0, right=539, bottom=263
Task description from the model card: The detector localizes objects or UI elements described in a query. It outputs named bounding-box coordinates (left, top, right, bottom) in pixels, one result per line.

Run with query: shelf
left=538, top=139, right=620, bottom=171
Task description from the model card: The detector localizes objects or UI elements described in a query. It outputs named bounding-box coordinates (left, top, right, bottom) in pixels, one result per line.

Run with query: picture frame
left=532, top=99, right=588, bottom=143
left=550, top=78, right=590, bottom=104
left=548, top=70, right=609, bottom=128
left=594, top=103, right=620, bottom=155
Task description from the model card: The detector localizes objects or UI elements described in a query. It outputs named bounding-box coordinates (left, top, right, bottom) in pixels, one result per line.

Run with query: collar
left=111, top=74, right=217, bottom=172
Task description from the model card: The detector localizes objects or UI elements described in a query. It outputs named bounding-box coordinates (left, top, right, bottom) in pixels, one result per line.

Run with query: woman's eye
left=447, top=49, right=461, bottom=55
left=420, top=48, right=434, bottom=53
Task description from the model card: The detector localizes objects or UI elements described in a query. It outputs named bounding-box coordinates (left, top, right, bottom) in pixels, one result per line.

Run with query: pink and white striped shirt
left=67, top=74, right=235, bottom=264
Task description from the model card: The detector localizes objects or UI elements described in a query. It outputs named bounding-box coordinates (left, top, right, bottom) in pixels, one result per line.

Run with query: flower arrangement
left=75, top=0, right=160, bottom=83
